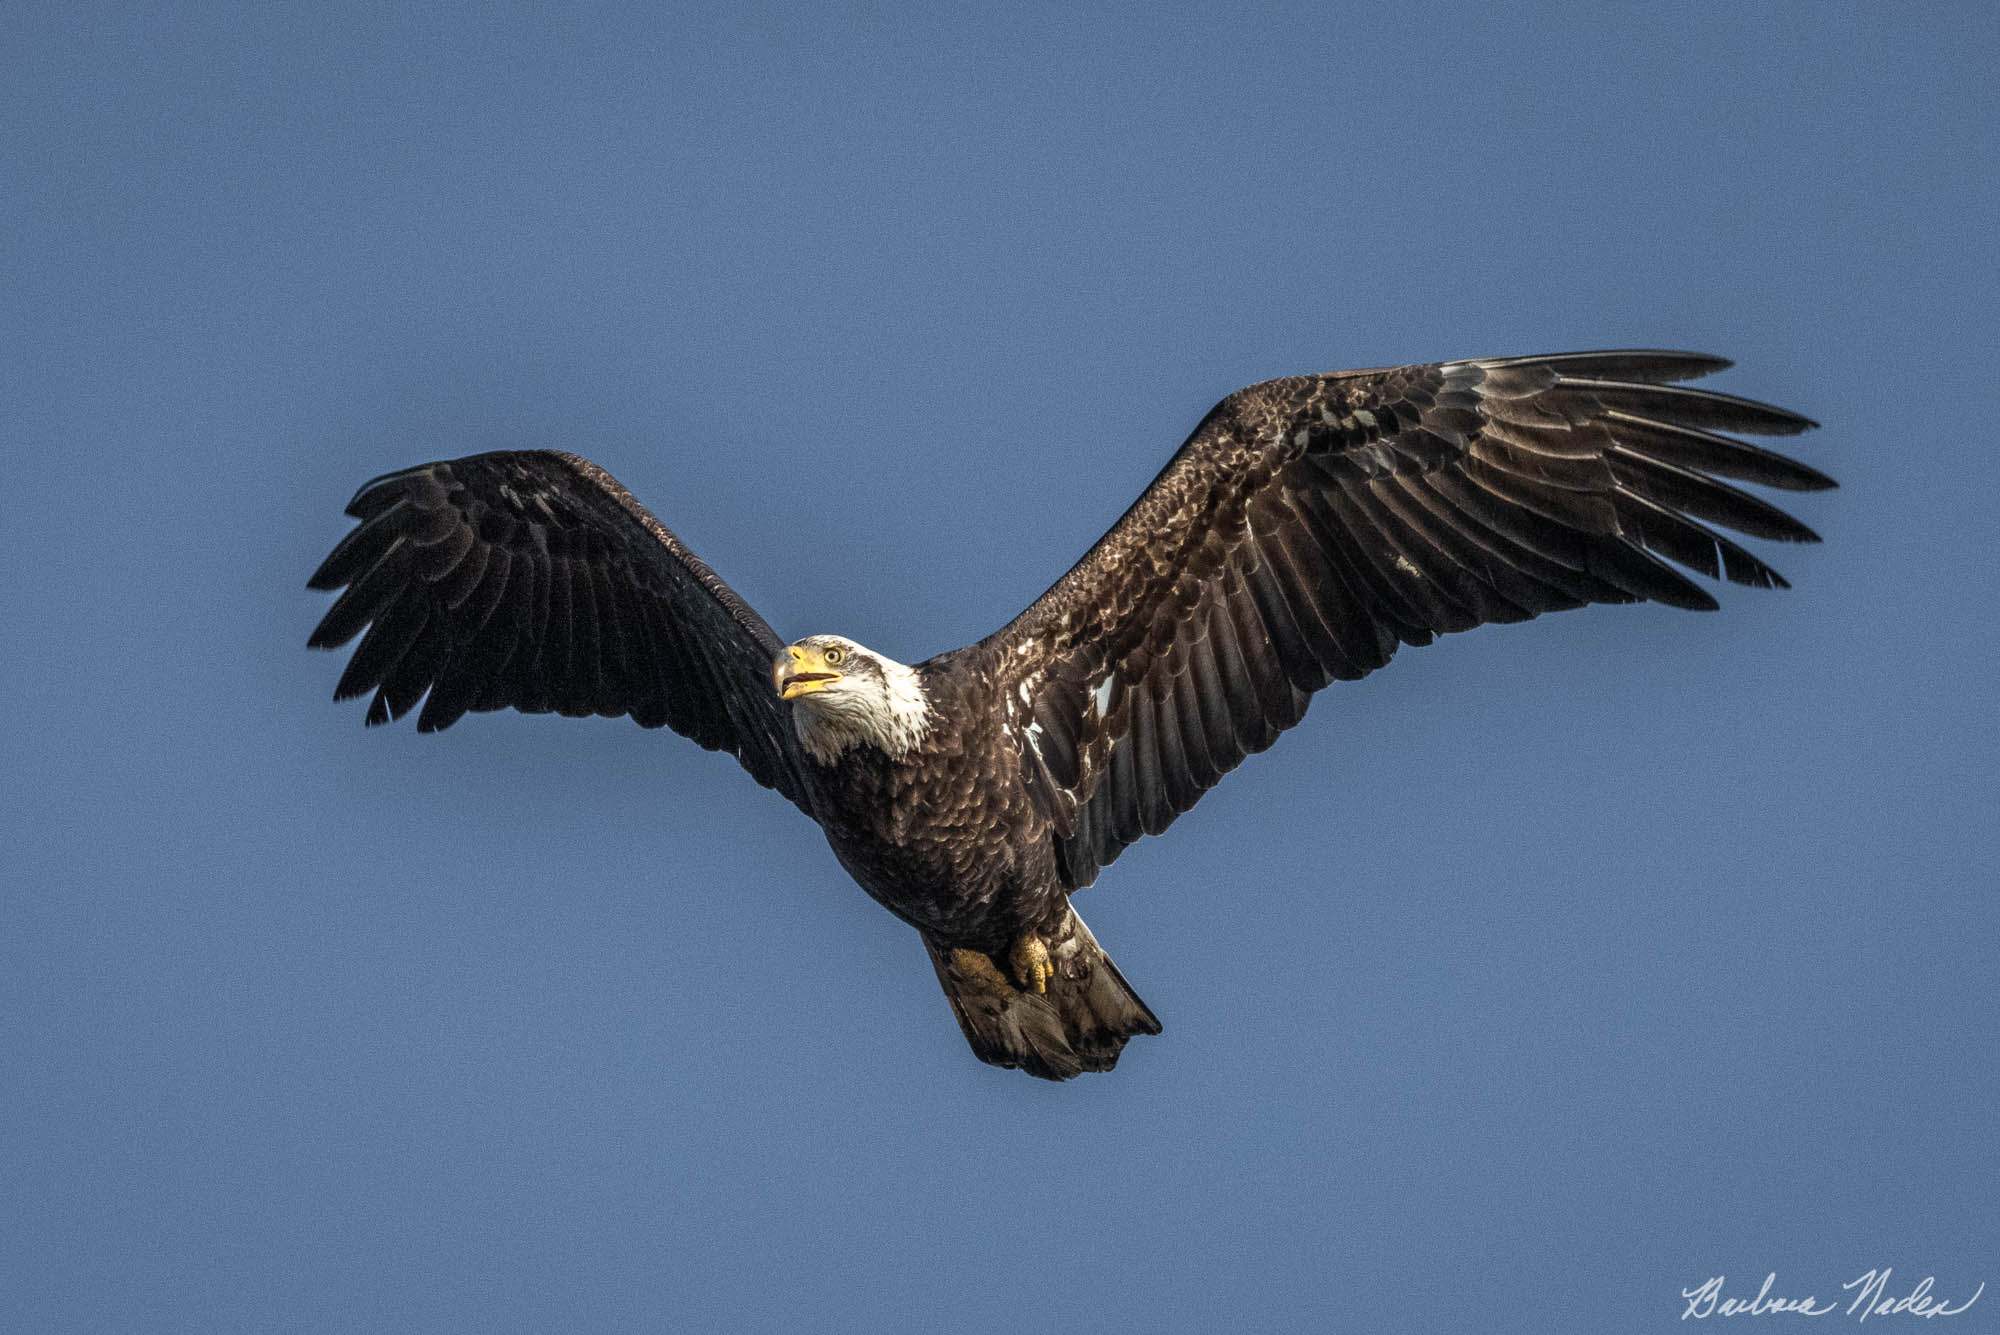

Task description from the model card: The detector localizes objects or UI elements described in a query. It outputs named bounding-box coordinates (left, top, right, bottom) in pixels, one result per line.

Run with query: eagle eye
left=824, top=645, right=846, bottom=667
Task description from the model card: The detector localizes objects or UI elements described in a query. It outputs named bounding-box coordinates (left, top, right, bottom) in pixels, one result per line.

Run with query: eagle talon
left=1010, top=932, right=1053, bottom=994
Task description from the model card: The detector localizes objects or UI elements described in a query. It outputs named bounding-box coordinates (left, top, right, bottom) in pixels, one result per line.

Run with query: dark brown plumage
left=308, top=350, right=1831, bottom=1080
left=307, top=451, right=809, bottom=804
left=977, top=351, right=1828, bottom=889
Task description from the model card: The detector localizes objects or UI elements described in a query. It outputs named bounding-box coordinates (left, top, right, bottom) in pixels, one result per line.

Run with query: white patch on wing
left=1394, top=554, right=1421, bottom=577
left=1089, top=675, right=1116, bottom=718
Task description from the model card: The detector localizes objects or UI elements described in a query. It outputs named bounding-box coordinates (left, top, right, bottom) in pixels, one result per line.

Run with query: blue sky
left=4, top=3, right=1995, bottom=1331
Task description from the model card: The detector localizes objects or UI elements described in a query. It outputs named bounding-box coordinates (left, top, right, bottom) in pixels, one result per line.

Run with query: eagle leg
left=1009, top=932, right=1053, bottom=995
left=948, top=947, right=1016, bottom=997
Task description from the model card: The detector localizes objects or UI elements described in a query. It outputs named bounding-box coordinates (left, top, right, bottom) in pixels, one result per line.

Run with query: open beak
left=773, top=645, right=842, bottom=701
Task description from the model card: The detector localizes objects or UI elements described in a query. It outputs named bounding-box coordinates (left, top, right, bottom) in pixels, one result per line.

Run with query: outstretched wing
left=980, top=351, right=1832, bottom=888
left=308, top=450, right=811, bottom=810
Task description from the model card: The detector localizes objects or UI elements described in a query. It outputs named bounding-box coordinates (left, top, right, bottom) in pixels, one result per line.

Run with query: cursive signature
left=1682, top=1270, right=1984, bottom=1322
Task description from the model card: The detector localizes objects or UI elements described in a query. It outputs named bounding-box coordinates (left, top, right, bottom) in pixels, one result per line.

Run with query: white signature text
left=1681, top=1270, right=1983, bottom=1322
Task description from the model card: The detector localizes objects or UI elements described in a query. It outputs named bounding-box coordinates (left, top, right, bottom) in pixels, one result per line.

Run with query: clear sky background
left=5, top=4, right=1995, bottom=1331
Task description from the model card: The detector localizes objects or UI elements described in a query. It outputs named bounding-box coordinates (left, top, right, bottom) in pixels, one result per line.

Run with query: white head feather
left=781, top=635, right=934, bottom=766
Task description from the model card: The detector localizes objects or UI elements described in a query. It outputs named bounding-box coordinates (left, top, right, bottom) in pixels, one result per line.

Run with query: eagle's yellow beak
left=773, top=644, right=842, bottom=701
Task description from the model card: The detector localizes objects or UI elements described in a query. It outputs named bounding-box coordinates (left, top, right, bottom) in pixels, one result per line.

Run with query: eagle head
left=773, top=635, right=934, bottom=765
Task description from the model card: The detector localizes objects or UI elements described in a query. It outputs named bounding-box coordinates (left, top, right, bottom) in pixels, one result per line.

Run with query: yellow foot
left=949, top=947, right=1014, bottom=998
left=1010, top=932, right=1053, bottom=995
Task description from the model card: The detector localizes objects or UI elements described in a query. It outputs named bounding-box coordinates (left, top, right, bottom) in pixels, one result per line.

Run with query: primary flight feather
left=308, top=350, right=1831, bottom=1080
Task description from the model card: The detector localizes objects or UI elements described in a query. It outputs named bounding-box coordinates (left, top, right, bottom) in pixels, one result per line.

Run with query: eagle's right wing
left=308, top=450, right=812, bottom=812
left=977, top=352, right=1832, bottom=889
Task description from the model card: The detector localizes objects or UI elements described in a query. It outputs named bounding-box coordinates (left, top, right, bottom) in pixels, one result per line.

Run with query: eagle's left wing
left=307, top=451, right=813, bottom=812
left=976, top=351, right=1832, bottom=889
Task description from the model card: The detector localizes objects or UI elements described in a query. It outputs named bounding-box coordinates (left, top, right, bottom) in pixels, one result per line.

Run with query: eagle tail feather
left=924, top=910, right=1160, bottom=1082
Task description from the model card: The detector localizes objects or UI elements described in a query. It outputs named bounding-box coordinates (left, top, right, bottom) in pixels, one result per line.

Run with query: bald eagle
left=307, top=351, right=1830, bottom=1080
